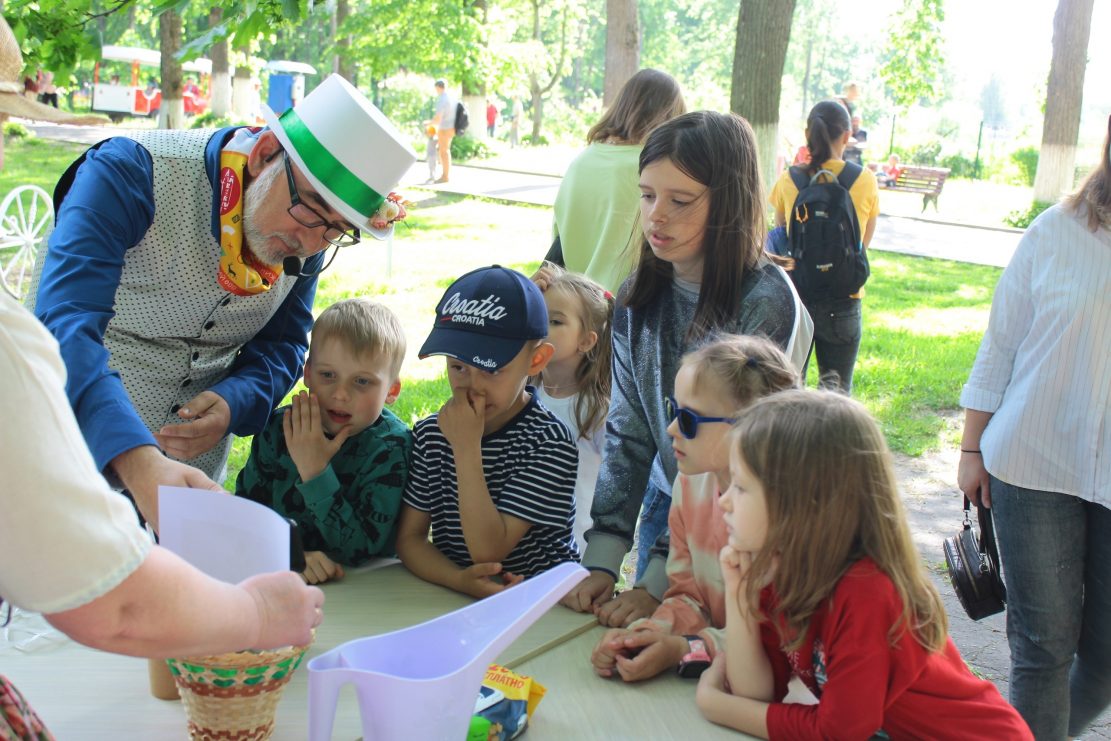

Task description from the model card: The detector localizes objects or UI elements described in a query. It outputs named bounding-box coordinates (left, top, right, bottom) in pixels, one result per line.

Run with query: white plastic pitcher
left=307, top=562, right=587, bottom=740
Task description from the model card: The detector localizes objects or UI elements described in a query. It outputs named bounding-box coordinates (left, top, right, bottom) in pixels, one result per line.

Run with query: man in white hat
left=29, top=73, right=416, bottom=530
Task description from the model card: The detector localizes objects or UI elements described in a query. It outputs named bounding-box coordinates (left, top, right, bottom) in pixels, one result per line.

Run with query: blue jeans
left=990, top=476, right=1111, bottom=739
left=635, top=485, right=671, bottom=582
left=804, top=297, right=862, bottom=393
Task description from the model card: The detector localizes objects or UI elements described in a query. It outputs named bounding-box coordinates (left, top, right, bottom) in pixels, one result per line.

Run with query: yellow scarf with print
left=216, top=128, right=282, bottom=296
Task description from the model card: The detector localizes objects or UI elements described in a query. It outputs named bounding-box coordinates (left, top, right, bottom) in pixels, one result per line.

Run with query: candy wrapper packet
left=468, top=663, right=546, bottom=740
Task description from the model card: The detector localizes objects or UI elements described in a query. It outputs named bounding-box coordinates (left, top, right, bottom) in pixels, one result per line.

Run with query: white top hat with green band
left=262, top=73, right=417, bottom=235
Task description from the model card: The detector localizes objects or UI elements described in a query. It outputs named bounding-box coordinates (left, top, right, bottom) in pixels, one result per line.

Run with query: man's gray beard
left=242, top=160, right=301, bottom=265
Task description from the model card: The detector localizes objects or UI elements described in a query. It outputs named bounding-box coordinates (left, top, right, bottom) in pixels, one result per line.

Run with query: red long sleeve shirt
left=760, top=559, right=1032, bottom=740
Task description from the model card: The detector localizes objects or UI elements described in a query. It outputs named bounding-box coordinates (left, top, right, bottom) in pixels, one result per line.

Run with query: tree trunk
left=462, top=0, right=487, bottom=137
left=527, top=0, right=569, bottom=144
left=333, top=0, right=355, bottom=83
left=1033, top=0, right=1095, bottom=202
left=209, top=8, right=231, bottom=118
left=231, top=64, right=254, bottom=122
left=158, top=9, right=184, bottom=129
left=730, top=0, right=797, bottom=194
left=603, top=0, right=639, bottom=107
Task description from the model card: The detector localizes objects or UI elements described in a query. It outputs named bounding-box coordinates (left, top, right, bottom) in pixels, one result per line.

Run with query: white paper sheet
left=158, top=486, right=289, bottom=583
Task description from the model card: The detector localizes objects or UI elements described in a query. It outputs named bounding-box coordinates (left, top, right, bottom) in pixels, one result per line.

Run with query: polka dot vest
left=104, top=130, right=299, bottom=480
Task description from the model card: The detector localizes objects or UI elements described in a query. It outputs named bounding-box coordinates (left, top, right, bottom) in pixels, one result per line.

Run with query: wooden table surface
left=1, top=560, right=598, bottom=740
left=3, top=560, right=759, bottom=740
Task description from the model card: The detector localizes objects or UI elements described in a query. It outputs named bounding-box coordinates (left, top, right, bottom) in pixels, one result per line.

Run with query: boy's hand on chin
left=439, top=386, right=486, bottom=448
left=284, top=391, right=350, bottom=482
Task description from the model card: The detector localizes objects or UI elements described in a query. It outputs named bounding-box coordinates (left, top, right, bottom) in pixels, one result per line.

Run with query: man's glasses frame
left=666, top=396, right=736, bottom=440
left=282, top=152, right=360, bottom=248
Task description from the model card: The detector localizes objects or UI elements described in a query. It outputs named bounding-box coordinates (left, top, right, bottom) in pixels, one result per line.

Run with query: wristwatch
left=677, top=635, right=711, bottom=678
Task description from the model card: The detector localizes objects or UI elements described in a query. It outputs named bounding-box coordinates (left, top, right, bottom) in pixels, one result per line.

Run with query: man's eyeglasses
left=282, top=153, right=360, bottom=248
left=666, top=396, right=735, bottom=440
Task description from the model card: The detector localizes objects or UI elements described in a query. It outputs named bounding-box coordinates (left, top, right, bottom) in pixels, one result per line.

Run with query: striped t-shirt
left=403, top=390, right=580, bottom=577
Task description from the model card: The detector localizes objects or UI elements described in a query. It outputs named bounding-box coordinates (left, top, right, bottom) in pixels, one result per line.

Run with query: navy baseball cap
left=419, top=265, right=548, bottom=371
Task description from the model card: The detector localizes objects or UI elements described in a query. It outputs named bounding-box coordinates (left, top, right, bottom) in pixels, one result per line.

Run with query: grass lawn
left=1, top=136, right=1000, bottom=480
left=0, top=136, right=86, bottom=194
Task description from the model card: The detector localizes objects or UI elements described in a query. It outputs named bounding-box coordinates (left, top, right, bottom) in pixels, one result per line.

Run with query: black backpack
left=454, top=101, right=470, bottom=135
left=786, top=162, right=869, bottom=302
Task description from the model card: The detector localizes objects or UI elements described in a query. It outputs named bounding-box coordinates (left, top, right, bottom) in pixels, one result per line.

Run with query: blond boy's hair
left=310, top=299, right=406, bottom=378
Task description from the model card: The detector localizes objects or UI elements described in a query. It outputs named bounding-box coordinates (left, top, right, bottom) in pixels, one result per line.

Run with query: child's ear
left=385, top=378, right=402, bottom=405
left=578, top=330, right=598, bottom=355
left=528, top=342, right=556, bottom=374
left=303, top=359, right=311, bottom=385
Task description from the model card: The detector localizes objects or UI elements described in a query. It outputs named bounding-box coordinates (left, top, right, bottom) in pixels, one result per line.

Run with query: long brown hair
left=732, top=390, right=948, bottom=653
left=1065, top=114, right=1111, bottom=232
left=587, top=69, right=686, bottom=145
left=533, top=265, right=614, bottom=436
left=804, top=100, right=851, bottom=175
left=683, top=334, right=799, bottom=415
left=624, top=111, right=766, bottom=344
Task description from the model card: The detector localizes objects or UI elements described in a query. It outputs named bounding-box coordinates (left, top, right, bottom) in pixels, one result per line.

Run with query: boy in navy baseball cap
left=396, top=265, right=580, bottom=597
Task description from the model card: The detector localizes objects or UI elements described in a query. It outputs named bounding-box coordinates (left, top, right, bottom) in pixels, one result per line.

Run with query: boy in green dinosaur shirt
left=236, top=299, right=412, bottom=583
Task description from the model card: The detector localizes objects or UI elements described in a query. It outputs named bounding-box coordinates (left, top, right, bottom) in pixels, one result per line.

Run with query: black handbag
left=943, top=496, right=1006, bottom=621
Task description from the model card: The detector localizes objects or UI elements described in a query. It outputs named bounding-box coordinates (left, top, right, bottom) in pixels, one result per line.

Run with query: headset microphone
left=283, top=256, right=303, bottom=277
left=282, top=245, right=341, bottom=278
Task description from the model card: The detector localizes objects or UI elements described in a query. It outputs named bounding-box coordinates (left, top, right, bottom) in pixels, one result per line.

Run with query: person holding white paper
left=0, top=293, right=325, bottom=732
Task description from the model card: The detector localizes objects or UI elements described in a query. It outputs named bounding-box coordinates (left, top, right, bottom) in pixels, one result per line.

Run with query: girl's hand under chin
left=719, top=544, right=753, bottom=596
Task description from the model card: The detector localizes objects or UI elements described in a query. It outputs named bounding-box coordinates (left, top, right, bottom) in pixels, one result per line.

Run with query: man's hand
left=560, top=571, right=615, bottom=612
left=282, top=391, right=350, bottom=483
left=455, top=562, right=523, bottom=599
left=239, top=571, right=325, bottom=650
left=595, top=587, right=660, bottom=627
left=155, top=390, right=232, bottom=461
left=111, top=445, right=223, bottom=531
left=438, top=386, right=485, bottom=451
left=302, top=551, right=345, bottom=585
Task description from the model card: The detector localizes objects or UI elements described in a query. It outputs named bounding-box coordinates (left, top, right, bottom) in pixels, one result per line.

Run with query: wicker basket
left=166, top=642, right=310, bottom=741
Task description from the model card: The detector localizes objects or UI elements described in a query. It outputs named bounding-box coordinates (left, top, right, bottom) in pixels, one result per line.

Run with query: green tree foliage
left=5, top=0, right=128, bottom=78
left=341, top=0, right=487, bottom=89
left=878, top=0, right=946, bottom=111
left=5, top=0, right=308, bottom=75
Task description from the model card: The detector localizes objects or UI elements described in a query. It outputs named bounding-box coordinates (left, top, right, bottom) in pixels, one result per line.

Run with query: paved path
left=399, top=159, right=1022, bottom=268
left=31, top=122, right=1022, bottom=269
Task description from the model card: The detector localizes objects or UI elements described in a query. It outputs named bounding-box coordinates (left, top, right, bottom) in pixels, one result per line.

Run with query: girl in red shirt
left=696, top=390, right=1032, bottom=739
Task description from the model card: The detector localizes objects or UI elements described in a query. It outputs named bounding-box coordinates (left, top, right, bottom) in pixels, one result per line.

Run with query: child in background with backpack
left=769, top=100, right=879, bottom=394
left=695, top=391, right=1032, bottom=739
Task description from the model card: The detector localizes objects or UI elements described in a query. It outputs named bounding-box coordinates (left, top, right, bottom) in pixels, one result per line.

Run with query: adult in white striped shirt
left=958, top=115, right=1111, bottom=740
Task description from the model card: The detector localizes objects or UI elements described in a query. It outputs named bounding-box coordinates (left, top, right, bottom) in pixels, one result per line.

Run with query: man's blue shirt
left=33, top=127, right=322, bottom=474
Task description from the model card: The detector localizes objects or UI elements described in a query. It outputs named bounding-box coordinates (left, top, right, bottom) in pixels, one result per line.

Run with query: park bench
left=885, top=165, right=951, bottom=212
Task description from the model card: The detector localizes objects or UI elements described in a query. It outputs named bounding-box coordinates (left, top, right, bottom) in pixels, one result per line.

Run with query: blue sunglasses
left=666, top=396, right=736, bottom=440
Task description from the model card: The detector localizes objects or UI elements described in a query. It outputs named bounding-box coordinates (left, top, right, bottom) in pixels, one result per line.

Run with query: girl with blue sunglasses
left=590, top=334, right=797, bottom=683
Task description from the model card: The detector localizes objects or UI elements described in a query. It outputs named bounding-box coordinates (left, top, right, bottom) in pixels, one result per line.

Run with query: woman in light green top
left=551, top=69, right=686, bottom=293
